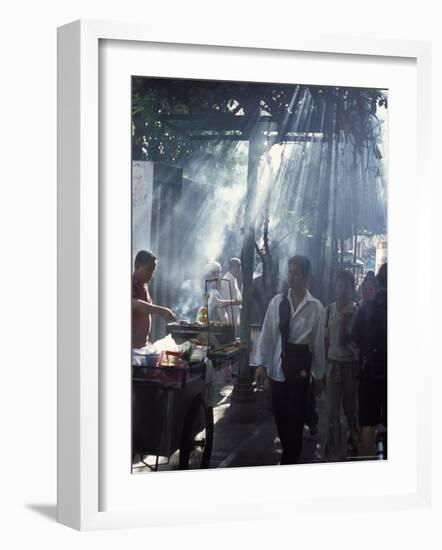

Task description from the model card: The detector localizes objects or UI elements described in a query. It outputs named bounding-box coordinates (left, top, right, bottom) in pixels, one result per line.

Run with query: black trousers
left=271, top=376, right=310, bottom=464
left=305, top=381, right=319, bottom=430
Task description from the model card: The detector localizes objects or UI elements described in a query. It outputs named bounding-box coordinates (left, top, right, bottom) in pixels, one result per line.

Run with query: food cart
left=132, top=358, right=214, bottom=471
left=132, top=329, right=247, bottom=472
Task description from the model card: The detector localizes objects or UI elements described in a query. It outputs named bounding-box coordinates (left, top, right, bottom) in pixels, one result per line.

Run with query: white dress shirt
left=220, top=271, right=242, bottom=328
left=207, top=288, right=228, bottom=324
left=255, top=290, right=325, bottom=381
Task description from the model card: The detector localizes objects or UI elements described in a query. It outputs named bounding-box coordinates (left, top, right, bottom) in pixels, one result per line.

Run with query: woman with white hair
left=205, top=261, right=241, bottom=324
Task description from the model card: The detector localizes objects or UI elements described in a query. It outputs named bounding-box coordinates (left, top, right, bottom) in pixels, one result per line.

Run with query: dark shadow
left=26, top=504, right=57, bottom=522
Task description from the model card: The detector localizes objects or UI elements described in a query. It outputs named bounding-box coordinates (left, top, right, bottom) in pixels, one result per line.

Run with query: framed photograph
left=57, top=19, right=432, bottom=530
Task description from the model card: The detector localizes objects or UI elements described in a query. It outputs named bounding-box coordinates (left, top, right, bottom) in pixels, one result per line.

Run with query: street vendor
left=255, top=255, right=325, bottom=464
left=220, top=257, right=243, bottom=333
left=132, top=250, right=176, bottom=348
left=205, top=261, right=241, bottom=324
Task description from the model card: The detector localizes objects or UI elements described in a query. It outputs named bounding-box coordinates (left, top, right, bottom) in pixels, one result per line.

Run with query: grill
left=166, top=322, right=235, bottom=347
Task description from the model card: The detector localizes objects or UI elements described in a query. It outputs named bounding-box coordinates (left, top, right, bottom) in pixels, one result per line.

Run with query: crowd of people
left=132, top=249, right=387, bottom=466
left=255, top=255, right=387, bottom=464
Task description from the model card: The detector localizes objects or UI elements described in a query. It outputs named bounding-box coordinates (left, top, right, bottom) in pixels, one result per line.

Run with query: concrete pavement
left=133, top=367, right=329, bottom=473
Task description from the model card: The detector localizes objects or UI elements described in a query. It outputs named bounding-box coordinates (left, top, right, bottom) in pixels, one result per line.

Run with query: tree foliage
left=132, top=77, right=387, bottom=165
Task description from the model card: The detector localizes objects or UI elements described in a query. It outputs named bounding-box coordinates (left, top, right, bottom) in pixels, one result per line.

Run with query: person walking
left=352, top=263, right=387, bottom=459
left=323, top=270, right=360, bottom=461
left=358, top=273, right=378, bottom=306
left=255, top=255, right=325, bottom=464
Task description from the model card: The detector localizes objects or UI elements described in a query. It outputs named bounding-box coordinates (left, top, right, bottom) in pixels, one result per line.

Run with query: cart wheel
left=179, top=399, right=214, bottom=470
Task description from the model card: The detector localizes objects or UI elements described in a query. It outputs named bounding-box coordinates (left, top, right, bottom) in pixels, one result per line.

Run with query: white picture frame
left=57, top=19, right=432, bottom=531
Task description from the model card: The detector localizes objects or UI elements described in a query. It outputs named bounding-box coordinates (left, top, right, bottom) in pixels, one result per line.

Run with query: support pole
left=353, top=234, right=358, bottom=278
left=228, top=137, right=261, bottom=423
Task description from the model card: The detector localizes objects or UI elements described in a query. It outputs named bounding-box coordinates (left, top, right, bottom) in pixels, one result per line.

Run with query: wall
left=132, top=160, right=154, bottom=265
left=0, top=1, right=441, bottom=547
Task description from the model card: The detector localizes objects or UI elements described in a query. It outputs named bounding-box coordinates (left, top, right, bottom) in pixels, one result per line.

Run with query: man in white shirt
left=220, top=257, right=243, bottom=334
left=255, top=255, right=325, bottom=464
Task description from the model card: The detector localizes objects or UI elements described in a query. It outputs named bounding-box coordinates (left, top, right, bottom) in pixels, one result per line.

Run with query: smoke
left=136, top=89, right=388, bottom=316
left=173, top=278, right=203, bottom=320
